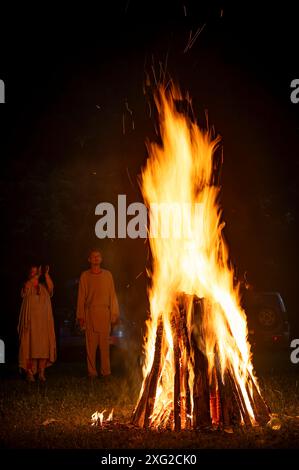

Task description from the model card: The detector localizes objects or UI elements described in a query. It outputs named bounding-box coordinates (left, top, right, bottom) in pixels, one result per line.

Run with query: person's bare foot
left=26, top=371, right=35, bottom=382
left=38, top=370, right=46, bottom=382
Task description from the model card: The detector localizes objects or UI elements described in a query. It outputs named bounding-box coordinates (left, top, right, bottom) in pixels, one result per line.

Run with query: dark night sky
left=1, top=1, right=299, bottom=355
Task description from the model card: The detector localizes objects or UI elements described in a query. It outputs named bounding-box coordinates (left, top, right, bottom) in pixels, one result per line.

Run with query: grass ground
left=1, top=348, right=299, bottom=449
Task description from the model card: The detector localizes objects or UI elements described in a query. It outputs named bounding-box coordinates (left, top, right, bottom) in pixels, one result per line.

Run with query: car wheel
left=257, top=308, right=280, bottom=330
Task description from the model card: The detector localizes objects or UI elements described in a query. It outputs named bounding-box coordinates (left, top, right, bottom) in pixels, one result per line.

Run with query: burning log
left=227, top=369, right=252, bottom=426
left=132, top=318, right=163, bottom=428
left=172, top=310, right=181, bottom=431
left=192, top=299, right=211, bottom=429
left=180, top=314, right=192, bottom=429
left=214, top=349, right=229, bottom=428
left=246, top=375, right=271, bottom=425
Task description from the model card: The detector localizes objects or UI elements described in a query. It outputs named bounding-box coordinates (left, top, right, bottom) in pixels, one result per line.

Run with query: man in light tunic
left=76, top=249, right=119, bottom=378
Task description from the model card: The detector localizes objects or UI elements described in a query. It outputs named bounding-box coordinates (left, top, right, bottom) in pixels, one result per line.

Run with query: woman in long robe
left=18, top=265, right=56, bottom=382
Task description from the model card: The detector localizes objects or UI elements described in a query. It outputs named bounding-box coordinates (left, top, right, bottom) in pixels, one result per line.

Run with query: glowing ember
left=107, top=409, right=114, bottom=421
left=133, top=85, right=270, bottom=430
left=91, top=408, right=113, bottom=426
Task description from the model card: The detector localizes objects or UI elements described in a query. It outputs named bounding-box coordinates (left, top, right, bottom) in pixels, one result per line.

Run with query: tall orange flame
left=135, top=85, right=265, bottom=429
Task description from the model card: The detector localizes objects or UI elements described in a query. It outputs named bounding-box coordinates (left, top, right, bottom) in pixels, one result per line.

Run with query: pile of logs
left=132, top=296, right=271, bottom=430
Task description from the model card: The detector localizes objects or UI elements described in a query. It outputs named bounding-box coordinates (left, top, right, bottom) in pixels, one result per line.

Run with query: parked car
left=242, top=290, right=290, bottom=349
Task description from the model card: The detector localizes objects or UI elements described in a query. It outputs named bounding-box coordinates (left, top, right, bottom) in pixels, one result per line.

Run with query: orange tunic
left=76, top=269, right=119, bottom=334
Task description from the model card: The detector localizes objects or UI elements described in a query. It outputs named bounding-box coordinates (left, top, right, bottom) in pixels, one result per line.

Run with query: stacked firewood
left=132, top=296, right=270, bottom=430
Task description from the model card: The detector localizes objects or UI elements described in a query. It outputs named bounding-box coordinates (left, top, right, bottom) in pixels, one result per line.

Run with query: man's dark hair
left=88, top=247, right=102, bottom=257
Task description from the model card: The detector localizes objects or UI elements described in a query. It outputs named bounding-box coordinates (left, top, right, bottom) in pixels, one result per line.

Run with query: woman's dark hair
left=27, top=264, right=39, bottom=278
left=26, top=264, right=46, bottom=285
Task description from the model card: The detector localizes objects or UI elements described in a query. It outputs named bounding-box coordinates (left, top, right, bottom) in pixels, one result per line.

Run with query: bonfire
left=132, top=85, right=271, bottom=431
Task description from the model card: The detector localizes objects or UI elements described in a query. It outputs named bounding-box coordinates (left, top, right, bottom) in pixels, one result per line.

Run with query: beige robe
left=18, top=284, right=56, bottom=370
left=76, top=269, right=119, bottom=334
left=76, top=269, right=119, bottom=376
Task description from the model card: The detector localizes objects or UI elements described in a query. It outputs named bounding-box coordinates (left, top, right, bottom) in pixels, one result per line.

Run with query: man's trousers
left=85, top=329, right=111, bottom=376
